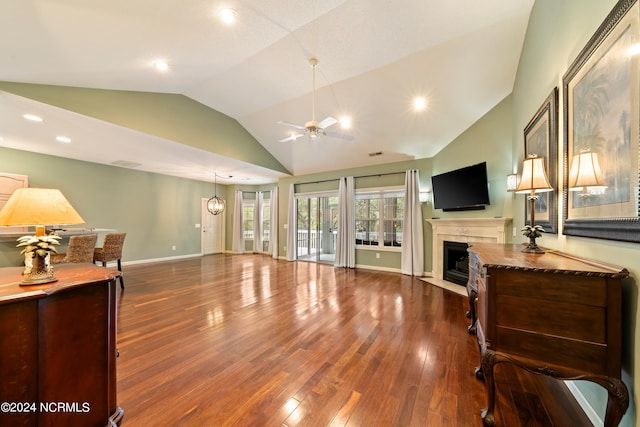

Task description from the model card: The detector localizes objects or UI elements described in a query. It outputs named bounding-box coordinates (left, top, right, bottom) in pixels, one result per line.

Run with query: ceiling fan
left=278, top=57, right=352, bottom=142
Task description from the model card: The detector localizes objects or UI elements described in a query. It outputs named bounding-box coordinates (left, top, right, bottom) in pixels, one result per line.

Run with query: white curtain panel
left=335, top=176, right=355, bottom=268
left=286, top=183, right=297, bottom=261
left=255, top=192, right=263, bottom=254
left=270, top=187, right=279, bottom=259
left=401, top=170, right=424, bottom=276
left=231, top=190, right=244, bottom=254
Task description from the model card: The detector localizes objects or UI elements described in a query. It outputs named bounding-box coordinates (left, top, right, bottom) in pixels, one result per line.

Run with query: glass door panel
left=296, top=195, right=338, bottom=263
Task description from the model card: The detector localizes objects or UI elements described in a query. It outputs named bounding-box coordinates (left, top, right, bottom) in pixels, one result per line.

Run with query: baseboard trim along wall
left=565, top=382, right=601, bottom=427
left=119, top=253, right=202, bottom=267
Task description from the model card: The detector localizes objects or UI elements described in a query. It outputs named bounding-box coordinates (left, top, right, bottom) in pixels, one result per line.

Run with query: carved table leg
left=584, top=376, right=629, bottom=427
left=474, top=365, right=484, bottom=380
left=480, top=349, right=497, bottom=426
left=477, top=350, right=630, bottom=427
left=467, top=288, right=477, bottom=334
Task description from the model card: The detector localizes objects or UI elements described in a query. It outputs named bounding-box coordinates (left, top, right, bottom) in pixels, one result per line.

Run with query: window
left=243, top=202, right=254, bottom=241
left=355, top=190, right=404, bottom=248
left=243, top=192, right=271, bottom=253
left=261, top=199, right=270, bottom=253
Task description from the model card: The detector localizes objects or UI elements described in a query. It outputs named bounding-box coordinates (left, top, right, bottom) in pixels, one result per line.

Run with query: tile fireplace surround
left=423, top=218, right=512, bottom=295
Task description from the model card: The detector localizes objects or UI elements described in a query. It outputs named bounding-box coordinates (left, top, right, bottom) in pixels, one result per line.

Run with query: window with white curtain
left=242, top=201, right=254, bottom=241
left=261, top=197, right=270, bottom=253
left=355, top=189, right=404, bottom=248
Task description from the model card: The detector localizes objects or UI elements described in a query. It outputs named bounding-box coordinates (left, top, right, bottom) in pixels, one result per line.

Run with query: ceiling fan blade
left=277, top=120, right=306, bottom=130
left=325, top=131, right=354, bottom=141
left=317, top=116, right=338, bottom=129
left=279, top=133, right=304, bottom=142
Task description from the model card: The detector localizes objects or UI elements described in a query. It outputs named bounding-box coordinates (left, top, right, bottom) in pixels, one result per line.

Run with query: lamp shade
left=568, top=151, right=607, bottom=191
left=515, top=155, right=553, bottom=194
left=0, top=188, right=85, bottom=227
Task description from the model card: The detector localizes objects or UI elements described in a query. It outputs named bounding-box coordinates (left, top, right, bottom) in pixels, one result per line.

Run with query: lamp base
left=20, top=253, right=57, bottom=286
left=20, top=272, right=57, bottom=286
left=521, top=240, right=546, bottom=254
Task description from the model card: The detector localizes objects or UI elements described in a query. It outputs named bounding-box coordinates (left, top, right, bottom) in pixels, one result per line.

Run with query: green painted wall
left=0, top=146, right=228, bottom=267
left=512, top=1, right=636, bottom=425
left=431, top=95, right=515, bottom=221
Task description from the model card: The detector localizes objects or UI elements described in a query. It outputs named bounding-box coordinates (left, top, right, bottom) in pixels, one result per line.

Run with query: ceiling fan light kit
left=278, top=57, right=352, bottom=143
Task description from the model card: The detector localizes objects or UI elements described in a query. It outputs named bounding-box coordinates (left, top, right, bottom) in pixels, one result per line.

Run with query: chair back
left=96, top=232, right=126, bottom=262
left=63, top=234, right=98, bottom=263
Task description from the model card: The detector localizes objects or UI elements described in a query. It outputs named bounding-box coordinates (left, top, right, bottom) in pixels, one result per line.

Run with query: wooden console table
left=0, top=264, right=124, bottom=427
left=467, top=243, right=628, bottom=427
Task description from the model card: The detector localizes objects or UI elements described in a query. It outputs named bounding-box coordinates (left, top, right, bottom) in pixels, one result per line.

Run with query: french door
left=296, top=194, right=338, bottom=263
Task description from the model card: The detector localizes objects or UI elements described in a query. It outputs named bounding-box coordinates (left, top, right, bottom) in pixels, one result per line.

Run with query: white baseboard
left=118, top=253, right=202, bottom=267
left=354, top=263, right=400, bottom=273
left=565, top=381, right=602, bottom=426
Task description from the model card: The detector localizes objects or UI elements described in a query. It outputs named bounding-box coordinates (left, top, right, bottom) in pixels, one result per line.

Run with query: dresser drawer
left=495, top=294, right=606, bottom=342
left=495, top=326, right=609, bottom=374
left=494, top=269, right=608, bottom=307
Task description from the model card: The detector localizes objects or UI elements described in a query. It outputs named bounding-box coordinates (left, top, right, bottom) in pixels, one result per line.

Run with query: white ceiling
left=0, top=0, right=534, bottom=185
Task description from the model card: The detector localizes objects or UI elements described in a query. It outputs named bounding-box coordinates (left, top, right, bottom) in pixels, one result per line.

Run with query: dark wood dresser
left=467, top=243, right=628, bottom=427
left=0, top=263, right=124, bottom=427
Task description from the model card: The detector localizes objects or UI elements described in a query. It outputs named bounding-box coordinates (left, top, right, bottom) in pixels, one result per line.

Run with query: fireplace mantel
left=426, top=218, right=512, bottom=282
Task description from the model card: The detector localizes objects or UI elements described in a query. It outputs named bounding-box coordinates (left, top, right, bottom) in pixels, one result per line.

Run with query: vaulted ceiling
left=0, top=0, right=534, bottom=185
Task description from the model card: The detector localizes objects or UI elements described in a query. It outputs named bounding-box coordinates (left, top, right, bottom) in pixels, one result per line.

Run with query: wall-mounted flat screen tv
left=431, top=162, right=490, bottom=211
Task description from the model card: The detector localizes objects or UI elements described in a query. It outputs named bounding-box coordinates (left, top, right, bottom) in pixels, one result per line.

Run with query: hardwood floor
left=115, top=254, right=590, bottom=426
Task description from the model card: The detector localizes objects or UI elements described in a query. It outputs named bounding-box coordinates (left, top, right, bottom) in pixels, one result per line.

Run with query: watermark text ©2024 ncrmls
left=1, top=401, right=90, bottom=413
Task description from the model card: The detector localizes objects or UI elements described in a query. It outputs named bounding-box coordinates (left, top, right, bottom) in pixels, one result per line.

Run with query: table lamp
left=515, top=155, right=552, bottom=253
left=0, top=188, right=85, bottom=285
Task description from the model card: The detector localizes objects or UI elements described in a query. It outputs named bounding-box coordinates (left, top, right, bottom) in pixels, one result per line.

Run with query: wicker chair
left=93, top=232, right=126, bottom=289
left=50, top=234, right=99, bottom=264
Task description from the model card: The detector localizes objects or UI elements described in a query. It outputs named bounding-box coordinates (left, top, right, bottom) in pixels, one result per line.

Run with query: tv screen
left=431, top=162, right=490, bottom=211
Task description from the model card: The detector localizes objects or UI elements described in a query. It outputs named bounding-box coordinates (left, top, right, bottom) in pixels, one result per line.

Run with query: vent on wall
left=111, top=160, right=143, bottom=168
left=368, top=151, right=383, bottom=157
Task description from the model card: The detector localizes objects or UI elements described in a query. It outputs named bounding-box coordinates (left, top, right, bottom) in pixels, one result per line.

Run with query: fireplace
left=443, top=241, right=469, bottom=285
left=425, top=218, right=512, bottom=286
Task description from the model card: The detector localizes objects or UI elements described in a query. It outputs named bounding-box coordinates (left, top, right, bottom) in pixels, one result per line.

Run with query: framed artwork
left=562, top=0, right=640, bottom=242
left=524, top=87, right=558, bottom=234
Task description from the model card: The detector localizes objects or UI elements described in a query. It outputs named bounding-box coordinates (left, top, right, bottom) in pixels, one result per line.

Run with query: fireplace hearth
left=443, top=241, right=469, bottom=286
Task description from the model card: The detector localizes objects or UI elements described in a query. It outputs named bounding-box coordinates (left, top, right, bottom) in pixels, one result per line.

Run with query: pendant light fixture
left=207, top=173, right=225, bottom=215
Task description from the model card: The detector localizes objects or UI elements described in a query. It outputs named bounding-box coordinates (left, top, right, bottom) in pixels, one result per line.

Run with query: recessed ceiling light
left=218, top=8, right=237, bottom=24
left=413, top=97, right=427, bottom=111
left=152, top=60, right=169, bottom=71
left=23, top=114, right=43, bottom=122
left=340, top=116, right=352, bottom=129
left=56, top=136, right=71, bottom=143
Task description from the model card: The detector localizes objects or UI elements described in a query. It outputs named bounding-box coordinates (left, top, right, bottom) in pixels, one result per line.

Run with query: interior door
left=201, top=198, right=225, bottom=255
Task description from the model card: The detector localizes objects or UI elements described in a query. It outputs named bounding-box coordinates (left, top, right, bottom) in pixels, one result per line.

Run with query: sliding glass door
left=296, top=194, right=338, bottom=263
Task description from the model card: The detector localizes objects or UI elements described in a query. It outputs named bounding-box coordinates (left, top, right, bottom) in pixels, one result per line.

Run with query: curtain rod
left=234, top=170, right=408, bottom=193
left=296, top=171, right=406, bottom=186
